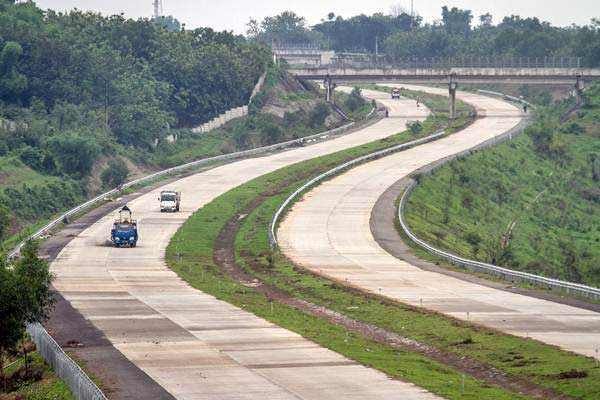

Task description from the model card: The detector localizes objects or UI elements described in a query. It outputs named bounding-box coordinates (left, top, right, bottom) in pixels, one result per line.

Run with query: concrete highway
left=278, top=85, right=600, bottom=360
left=50, top=89, right=439, bottom=399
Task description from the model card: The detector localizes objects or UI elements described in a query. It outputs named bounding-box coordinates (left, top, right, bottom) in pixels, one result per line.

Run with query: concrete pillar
left=324, top=76, right=335, bottom=103
left=575, top=75, right=585, bottom=105
left=448, top=79, right=458, bottom=120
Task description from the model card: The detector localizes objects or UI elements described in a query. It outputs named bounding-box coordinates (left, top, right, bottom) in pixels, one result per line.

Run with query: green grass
left=404, top=86, right=600, bottom=288
left=166, top=90, right=600, bottom=399
left=2, top=352, right=74, bottom=400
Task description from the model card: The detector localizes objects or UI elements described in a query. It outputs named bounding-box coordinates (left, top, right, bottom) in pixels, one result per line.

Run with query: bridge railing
left=289, top=56, right=582, bottom=69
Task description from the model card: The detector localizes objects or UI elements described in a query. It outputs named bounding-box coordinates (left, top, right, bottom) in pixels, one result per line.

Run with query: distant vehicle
left=111, top=205, right=138, bottom=247
left=391, top=88, right=401, bottom=99
left=159, top=190, right=181, bottom=212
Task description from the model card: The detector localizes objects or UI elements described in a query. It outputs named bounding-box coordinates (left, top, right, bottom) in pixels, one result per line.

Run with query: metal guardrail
left=6, top=91, right=377, bottom=400
left=269, top=129, right=447, bottom=249
left=398, top=183, right=600, bottom=300
left=476, top=89, right=537, bottom=110
left=8, top=121, right=358, bottom=260
left=393, top=93, right=600, bottom=300
left=28, top=323, right=107, bottom=400
left=270, top=88, right=600, bottom=300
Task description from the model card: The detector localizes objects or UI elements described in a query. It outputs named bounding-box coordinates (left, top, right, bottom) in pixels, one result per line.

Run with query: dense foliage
left=0, top=241, right=54, bottom=390
left=254, top=8, right=600, bottom=66
left=406, top=83, right=600, bottom=286
left=0, top=0, right=270, bottom=241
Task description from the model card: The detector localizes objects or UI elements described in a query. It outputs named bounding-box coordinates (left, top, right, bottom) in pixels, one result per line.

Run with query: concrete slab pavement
left=278, top=85, right=600, bottom=360
left=50, top=89, right=440, bottom=399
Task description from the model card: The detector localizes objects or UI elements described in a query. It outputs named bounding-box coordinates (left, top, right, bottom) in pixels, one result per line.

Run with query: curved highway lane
left=51, top=89, right=439, bottom=399
left=278, top=85, right=600, bottom=360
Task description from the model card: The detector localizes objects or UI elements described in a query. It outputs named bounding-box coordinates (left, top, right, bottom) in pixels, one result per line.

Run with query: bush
left=407, top=120, right=423, bottom=135
left=309, top=102, right=330, bottom=128
left=47, top=133, right=99, bottom=177
left=344, top=87, right=366, bottom=112
left=0, top=205, right=9, bottom=241
left=101, top=158, right=129, bottom=189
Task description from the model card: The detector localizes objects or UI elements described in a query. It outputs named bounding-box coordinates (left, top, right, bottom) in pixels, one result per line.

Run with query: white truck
left=159, top=190, right=181, bottom=212
left=391, top=88, right=402, bottom=99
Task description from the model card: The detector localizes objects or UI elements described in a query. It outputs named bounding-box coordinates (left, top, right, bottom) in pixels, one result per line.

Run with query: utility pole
left=153, top=0, right=163, bottom=18
left=375, top=36, right=379, bottom=56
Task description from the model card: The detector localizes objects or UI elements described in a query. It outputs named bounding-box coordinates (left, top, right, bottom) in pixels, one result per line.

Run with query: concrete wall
left=192, top=71, right=267, bottom=134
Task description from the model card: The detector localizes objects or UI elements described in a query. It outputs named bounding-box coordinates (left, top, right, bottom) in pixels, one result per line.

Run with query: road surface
left=50, top=89, right=439, bottom=399
left=278, top=85, right=600, bottom=360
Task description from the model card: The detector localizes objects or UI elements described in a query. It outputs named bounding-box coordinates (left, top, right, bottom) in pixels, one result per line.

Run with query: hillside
left=405, top=83, right=600, bottom=287
left=0, top=1, right=361, bottom=248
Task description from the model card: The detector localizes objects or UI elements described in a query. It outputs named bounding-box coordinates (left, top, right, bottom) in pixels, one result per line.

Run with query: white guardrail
left=398, top=183, right=600, bottom=300
left=269, top=129, right=447, bottom=248
left=7, top=92, right=378, bottom=400
left=270, top=90, right=599, bottom=301
left=8, top=121, right=357, bottom=260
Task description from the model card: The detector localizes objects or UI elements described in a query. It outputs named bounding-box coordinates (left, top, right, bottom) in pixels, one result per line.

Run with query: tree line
left=248, top=8, right=600, bottom=67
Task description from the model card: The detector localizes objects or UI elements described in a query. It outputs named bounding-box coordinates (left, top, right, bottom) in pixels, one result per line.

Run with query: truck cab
left=159, top=190, right=181, bottom=212
left=111, top=205, right=138, bottom=247
left=391, top=88, right=401, bottom=99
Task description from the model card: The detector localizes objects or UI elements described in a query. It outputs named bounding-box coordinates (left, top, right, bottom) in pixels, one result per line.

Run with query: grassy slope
left=405, top=86, right=600, bottom=287
left=0, top=67, right=344, bottom=249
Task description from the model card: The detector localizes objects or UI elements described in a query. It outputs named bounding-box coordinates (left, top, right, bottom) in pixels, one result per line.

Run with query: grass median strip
left=167, top=95, right=538, bottom=399
left=167, top=91, right=600, bottom=399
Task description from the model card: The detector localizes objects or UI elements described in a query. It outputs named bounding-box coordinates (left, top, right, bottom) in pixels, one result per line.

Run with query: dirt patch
left=212, top=187, right=572, bottom=400
left=557, top=370, right=588, bottom=380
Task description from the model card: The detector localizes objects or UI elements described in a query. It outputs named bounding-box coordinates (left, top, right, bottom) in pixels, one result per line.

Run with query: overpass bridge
left=284, top=57, right=600, bottom=118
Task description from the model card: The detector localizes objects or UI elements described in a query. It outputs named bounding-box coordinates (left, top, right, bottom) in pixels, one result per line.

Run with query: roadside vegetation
left=249, top=8, right=600, bottom=67
left=0, top=1, right=352, bottom=248
left=0, top=242, right=67, bottom=399
left=166, top=89, right=600, bottom=399
left=405, top=82, right=600, bottom=287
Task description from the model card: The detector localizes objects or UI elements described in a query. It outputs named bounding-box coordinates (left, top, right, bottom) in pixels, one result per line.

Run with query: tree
left=0, top=241, right=54, bottom=387
left=101, top=158, right=130, bottom=189
left=152, top=15, right=181, bottom=32
left=345, top=87, right=365, bottom=112
left=0, top=41, right=27, bottom=101
left=441, top=6, right=473, bottom=36
left=255, top=11, right=322, bottom=45
left=309, top=102, right=330, bottom=128
left=407, top=120, right=423, bottom=135
left=479, top=13, right=493, bottom=28
left=0, top=205, right=8, bottom=242
left=47, top=132, right=100, bottom=177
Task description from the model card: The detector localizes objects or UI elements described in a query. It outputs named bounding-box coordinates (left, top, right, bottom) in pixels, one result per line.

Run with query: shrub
left=309, top=102, right=330, bottom=128
left=101, top=158, right=129, bottom=189
left=47, top=132, right=99, bottom=177
left=407, top=120, right=423, bottom=135
left=345, top=87, right=366, bottom=112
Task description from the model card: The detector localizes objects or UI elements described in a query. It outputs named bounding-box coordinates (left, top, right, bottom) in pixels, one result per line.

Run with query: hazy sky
left=34, top=1, right=599, bottom=33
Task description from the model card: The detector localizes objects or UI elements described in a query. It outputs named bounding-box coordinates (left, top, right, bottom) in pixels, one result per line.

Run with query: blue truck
left=111, top=205, right=138, bottom=247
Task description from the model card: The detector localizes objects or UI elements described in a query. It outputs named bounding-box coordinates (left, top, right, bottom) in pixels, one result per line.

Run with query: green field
left=405, top=83, right=600, bottom=287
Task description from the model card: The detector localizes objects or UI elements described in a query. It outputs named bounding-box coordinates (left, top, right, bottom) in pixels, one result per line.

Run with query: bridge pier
left=324, top=77, right=335, bottom=103
left=575, top=75, right=585, bottom=105
left=448, top=80, right=458, bottom=120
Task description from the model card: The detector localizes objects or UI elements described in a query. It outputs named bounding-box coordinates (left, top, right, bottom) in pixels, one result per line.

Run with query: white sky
left=34, top=1, right=600, bottom=33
